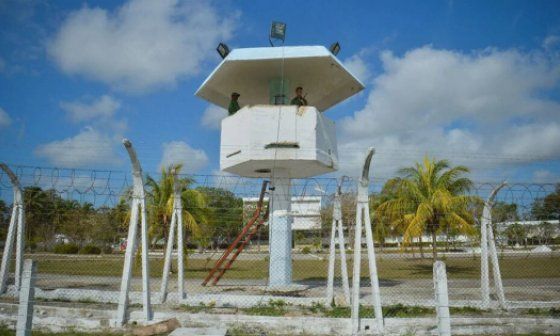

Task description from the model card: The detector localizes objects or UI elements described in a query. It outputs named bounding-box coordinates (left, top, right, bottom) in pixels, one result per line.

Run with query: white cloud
left=339, top=46, right=560, bottom=179
left=343, top=52, right=371, bottom=83
left=201, top=105, right=227, bottom=130
left=60, top=95, right=120, bottom=123
left=48, top=0, right=237, bottom=93
left=0, top=107, right=12, bottom=128
left=35, top=127, right=121, bottom=167
left=160, top=141, right=208, bottom=173
left=543, top=35, right=560, bottom=51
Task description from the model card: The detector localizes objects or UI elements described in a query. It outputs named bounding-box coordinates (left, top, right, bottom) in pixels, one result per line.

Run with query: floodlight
left=216, top=43, right=230, bottom=59
left=329, top=42, right=341, bottom=56
left=269, top=21, right=286, bottom=46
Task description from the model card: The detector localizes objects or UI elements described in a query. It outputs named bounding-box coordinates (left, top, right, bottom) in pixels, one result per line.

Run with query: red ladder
left=202, top=180, right=269, bottom=286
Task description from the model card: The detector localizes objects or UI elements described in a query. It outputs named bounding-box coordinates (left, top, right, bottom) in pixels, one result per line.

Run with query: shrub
left=78, top=245, right=102, bottom=255
left=53, top=243, right=79, bottom=254
left=101, top=245, right=113, bottom=254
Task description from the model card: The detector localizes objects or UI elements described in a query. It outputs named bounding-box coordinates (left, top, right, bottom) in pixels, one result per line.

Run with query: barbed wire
left=0, top=164, right=557, bottom=220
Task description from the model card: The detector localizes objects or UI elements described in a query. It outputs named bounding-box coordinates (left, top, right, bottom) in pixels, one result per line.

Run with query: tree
left=537, top=221, right=556, bottom=245
left=377, top=156, right=475, bottom=260
left=504, top=223, right=526, bottom=246
left=196, top=187, right=243, bottom=248
left=492, top=202, right=519, bottom=223
left=145, top=164, right=208, bottom=249
left=531, top=184, right=560, bottom=221
left=24, top=187, right=62, bottom=248
left=0, top=200, right=8, bottom=241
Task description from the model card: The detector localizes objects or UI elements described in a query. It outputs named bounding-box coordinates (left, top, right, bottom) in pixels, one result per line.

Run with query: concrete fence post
left=326, top=180, right=351, bottom=306
left=480, top=182, right=507, bottom=309
left=480, top=198, right=490, bottom=308
left=160, top=168, right=186, bottom=303
left=16, top=259, right=36, bottom=336
left=433, top=261, right=451, bottom=336
left=326, top=209, right=337, bottom=305
left=351, top=148, right=383, bottom=335
left=0, top=163, right=25, bottom=294
left=116, top=139, right=152, bottom=325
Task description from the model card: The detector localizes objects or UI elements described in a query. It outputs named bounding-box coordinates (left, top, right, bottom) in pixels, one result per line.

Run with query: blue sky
left=0, top=0, right=559, bottom=182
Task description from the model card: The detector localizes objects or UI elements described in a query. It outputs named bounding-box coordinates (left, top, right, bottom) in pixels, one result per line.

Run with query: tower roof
left=195, top=46, right=365, bottom=112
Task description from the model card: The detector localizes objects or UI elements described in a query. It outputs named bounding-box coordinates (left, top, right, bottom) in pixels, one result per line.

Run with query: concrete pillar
left=16, top=259, right=36, bottom=336
left=433, top=261, right=451, bottom=336
left=327, top=182, right=351, bottom=306
left=116, top=139, right=152, bottom=325
left=326, top=213, right=337, bottom=304
left=488, top=222, right=506, bottom=309
left=350, top=202, right=363, bottom=336
left=481, top=182, right=507, bottom=310
left=160, top=171, right=186, bottom=302
left=268, top=168, right=292, bottom=287
left=480, top=203, right=490, bottom=308
left=14, top=203, right=25, bottom=292
left=0, top=163, right=25, bottom=294
left=160, top=203, right=177, bottom=303
left=363, top=205, right=383, bottom=332
left=0, top=206, right=18, bottom=294
left=351, top=148, right=382, bottom=335
left=177, top=198, right=185, bottom=300
left=337, top=215, right=351, bottom=304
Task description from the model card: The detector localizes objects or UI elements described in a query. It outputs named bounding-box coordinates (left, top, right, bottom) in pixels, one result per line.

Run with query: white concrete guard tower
left=196, top=45, right=364, bottom=286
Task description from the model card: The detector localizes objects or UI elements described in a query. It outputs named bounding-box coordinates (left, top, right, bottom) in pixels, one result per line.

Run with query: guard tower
left=196, top=44, right=364, bottom=286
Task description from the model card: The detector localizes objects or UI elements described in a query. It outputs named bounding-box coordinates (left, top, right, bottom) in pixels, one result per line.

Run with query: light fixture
left=216, top=42, right=230, bottom=59
left=269, top=21, right=286, bottom=46
left=329, top=42, right=341, bottom=56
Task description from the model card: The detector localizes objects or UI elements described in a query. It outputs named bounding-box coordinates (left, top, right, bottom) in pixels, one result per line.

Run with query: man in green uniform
left=228, top=92, right=241, bottom=115
left=290, top=87, right=308, bottom=106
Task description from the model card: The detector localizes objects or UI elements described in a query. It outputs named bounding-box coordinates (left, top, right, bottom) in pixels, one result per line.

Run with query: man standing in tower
left=290, top=87, right=308, bottom=106
left=228, top=92, right=241, bottom=115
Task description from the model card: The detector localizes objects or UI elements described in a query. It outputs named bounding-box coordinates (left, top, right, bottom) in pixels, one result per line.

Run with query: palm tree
left=145, top=164, right=208, bottom=249
left=377, top=156, right=475, bottom=260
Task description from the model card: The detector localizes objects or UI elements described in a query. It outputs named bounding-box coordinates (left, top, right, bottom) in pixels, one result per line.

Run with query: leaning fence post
left=326, top=202, right=337, bottom=305
left=433, top=261, right=451, bottom=336
left=16, top=259, right=36, bottom=336
left=480, top=182, right=507, bottom=309
left=116, top=139, right=152, bottom=325
left=0, top=163, right=25, bottom=294
left=160, top=168, right=186, bottom=302
left=351, top=148, right=383, bottom=335
left=327, top=179, right=350, bottom=306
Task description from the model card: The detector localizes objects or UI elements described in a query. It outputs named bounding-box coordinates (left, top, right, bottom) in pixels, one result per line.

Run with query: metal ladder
left=202, top=180, right=270, bottom=286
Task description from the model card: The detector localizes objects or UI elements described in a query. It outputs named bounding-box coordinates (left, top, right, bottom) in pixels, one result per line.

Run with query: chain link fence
left=0, top=165, right=559, bottom=328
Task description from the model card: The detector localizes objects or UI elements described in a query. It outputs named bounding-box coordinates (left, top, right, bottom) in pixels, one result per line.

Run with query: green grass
left=383, top=304, right=434, bottom=317
left=319, top=304, right=435, bottom=318
left=449, top=306, right=486, bottom=315
left=526, top=307, right=560, bottom=317
left=241, top=299, right=288, bottom=316
left=30, top=254, right=560, bottom=280
left=0, top=325, right=120, bottom=336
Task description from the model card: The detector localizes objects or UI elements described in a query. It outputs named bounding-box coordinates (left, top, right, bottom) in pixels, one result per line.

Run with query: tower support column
left=268, top=168, right=292, bottom=287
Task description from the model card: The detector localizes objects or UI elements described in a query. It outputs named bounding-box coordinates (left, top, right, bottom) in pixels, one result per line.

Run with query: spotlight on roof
left=216, top=43, right=230, bottom=59
left=269, top=21, right=286, bottom=46
left=329, top=42, right=341, bottom=56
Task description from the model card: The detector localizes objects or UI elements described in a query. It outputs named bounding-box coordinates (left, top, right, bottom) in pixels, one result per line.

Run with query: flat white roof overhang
left=196, top=46, right=365, bottom=112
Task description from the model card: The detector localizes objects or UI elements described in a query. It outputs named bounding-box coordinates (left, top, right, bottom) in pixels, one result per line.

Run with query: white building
left=242, top=196, right=322, bottom=230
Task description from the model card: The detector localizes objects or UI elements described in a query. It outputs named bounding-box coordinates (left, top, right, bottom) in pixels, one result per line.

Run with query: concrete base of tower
left=268, top=169, right=292, bottom=287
